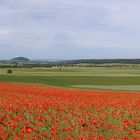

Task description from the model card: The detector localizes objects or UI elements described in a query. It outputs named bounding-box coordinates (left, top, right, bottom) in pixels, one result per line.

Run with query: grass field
left=0, top=66, right=140, bottom=91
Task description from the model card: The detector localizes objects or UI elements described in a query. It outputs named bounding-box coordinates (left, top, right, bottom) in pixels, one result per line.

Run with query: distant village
left=0, top=57, right=140, bottom=68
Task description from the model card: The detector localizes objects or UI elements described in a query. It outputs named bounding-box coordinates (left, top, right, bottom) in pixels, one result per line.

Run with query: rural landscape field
left=1, top=0, right=140, bottom=139
left=0, top=65, right=140, bottom=139
left=0, top=66, right=140, bottom=91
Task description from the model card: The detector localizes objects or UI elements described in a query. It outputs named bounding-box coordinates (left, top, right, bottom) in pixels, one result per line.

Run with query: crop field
left=1, top=82, right=140, bottom=139
left=0, top=66, right=140, bottom=91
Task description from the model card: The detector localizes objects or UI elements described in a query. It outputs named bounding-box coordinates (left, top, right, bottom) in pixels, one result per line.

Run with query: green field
left=0, top=67, right=140, bottom=91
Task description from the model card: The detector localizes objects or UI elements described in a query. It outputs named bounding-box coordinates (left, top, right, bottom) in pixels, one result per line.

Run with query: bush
left=7, top=69, right=13, bottom=74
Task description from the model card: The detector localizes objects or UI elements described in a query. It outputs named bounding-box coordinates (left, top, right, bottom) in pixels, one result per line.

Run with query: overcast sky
left=0, top=0, right=140, bottom=59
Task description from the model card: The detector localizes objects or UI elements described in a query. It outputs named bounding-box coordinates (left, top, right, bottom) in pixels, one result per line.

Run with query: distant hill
left=64, top=59, right=140, bottom=64
left=11, top=57, right=30, bottom=62
left=0, top=58, right=139, bottom=68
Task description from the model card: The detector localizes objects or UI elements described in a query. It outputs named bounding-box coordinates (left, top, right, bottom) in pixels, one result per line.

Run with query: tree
left=7, top=69, right=13, bottom=74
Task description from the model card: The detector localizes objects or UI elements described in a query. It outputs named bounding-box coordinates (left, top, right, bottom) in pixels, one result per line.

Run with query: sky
left=0, top=0, right=140, bottom=60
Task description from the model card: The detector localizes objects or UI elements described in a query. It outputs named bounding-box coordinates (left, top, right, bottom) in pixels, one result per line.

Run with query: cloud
left=0, top=0, right=140, bottom=59
left=0, top=29, right=13, bottom=37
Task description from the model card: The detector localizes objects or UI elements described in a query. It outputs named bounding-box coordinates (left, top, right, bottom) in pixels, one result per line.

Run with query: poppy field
left=0, top=82, right=140, bottom=139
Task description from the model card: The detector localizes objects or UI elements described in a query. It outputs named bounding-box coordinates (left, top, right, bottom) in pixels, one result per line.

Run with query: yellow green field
left=0, top=67, right=140, bottom=91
